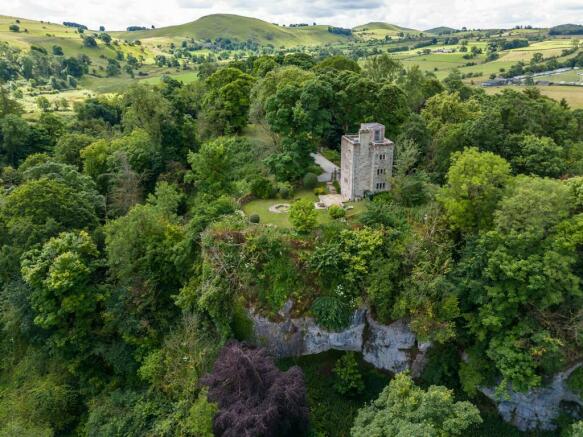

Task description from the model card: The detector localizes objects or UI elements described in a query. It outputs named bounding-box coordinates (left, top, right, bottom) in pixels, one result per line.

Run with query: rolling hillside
left=352, top=22, right=420, bottom=40
left=424, top=26, right=457, bottom=35
left=112, top=14, right=352, bottom=47
left=0, top=15, right=152, bottom=63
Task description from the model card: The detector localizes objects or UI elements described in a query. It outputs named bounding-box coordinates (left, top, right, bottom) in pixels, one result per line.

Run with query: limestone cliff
left=248, top=306, right=430, bottom=376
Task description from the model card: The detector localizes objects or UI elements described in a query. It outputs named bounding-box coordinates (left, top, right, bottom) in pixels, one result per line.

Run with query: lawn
left=243, top=190, right=367, bottom=228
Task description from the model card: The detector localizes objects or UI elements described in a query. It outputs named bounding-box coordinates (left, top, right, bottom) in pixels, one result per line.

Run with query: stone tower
left=340, top=123, right=394, bottom=201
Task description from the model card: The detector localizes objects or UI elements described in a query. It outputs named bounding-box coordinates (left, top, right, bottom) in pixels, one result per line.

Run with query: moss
left=231, top=300, right=253, bottom=342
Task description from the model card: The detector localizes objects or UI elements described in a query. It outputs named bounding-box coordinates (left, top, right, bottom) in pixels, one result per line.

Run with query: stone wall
left=249, top=306, right=431, bottom=376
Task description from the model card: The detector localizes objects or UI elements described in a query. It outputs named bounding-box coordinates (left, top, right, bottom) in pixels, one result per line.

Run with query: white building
left=340, top=122, right=395, bottom=201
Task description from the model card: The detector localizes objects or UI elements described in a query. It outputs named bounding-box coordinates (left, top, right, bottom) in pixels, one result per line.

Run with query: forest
left=1, top=46, right=583, bottom=437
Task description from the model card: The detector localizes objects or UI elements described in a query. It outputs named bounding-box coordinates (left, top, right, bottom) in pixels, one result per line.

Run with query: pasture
left=484, top=85, right=583, bottom=108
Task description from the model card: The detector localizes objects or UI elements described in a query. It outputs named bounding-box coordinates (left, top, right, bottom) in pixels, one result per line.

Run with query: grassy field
left=546, top=69, right=583, bottom=83
left=484, top=85, right=583, bottom=108
left=19, top=88, right=95, bottom=113
left=353, top=22, right=420, bottom=40
left=139, top=70, right=198, bottom=85
left=243, top=190, right=367, bottom=228
left=0, top=15, right=153, bottom=62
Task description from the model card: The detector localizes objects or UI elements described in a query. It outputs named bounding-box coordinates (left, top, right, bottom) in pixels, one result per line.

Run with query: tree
left=200, top=67, right=255, bottom=136
left=185, top=137, right=237, bottom=197
left=121, top=85, right=172, bottom=143
left=83, top=36, right=97, bottom=48
left=289, top=198, right=318, bottom=234
left=265, top=79, right=333, bottom=180
left=511, top=134, right=565, bottom=178
left=0, top=88, right=24, bottom=118
left=0, top=177, right=101, bottom=253
left=351, top=373, right=481, bottom=436
left=250, top=66, right=315, bottom=122
left=437, top=148, right=511, bottom=234
left=201, top=341, right=309, bottom=437
left=364, top=53, right=402, bottom=82
left=54, top=133, right=94, bottom=169
left=315, top=55, right=361, bottom=73
left=36, top=96, right=51, bottom=112
left=456, top=176, right=582, bottom=394
left=0, top=114, right=32, bottom=166
left=21, top=231, right=103, bottom=357
left=104, top=185, right=185, bottom=348
left=105, top=59, right=121, bottom=77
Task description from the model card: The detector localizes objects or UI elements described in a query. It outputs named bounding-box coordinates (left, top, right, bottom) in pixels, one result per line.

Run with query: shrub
left=277, top=182, right=293, bottom=199
left=250, top=177, right=276, bottom=199
left=9, top=24, right=19, bottom=32
left=289, top=198, right=317, bottom=234
left=329, top=205, right=346, bottom=219
left=311, top=296, right=351, bottom=331
left=333, top=179, right=341, bottom=193
left=83, top=36, right=97, bottom=48
left=187, top=389, right=218, bottom=437
left=307, top=164, right=323, bottom=175
left=333, top=352, right=365, bottom=396
left=249, top=214, right=260, bottom=224
left=314, top=186, right=327, bottom=195
left=303, top=172, right=318, bottom=189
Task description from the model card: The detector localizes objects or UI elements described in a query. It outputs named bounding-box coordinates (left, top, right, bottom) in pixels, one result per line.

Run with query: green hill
left=352, top=22, right=419, bottom=40
left=113, top=14, right=351, bottom=47
left=0, top=15, right=150, bottom=62
left=353, top=22, right=417, bottom=32
left=424, top=26, right=457, bottom=35
left=549, top=24, right=583, bottom=35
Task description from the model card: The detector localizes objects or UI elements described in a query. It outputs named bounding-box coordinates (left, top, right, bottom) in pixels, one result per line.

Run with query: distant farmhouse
left=340, top=123, right=395, bottom=201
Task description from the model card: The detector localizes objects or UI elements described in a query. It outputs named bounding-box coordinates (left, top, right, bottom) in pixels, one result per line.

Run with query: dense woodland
left=1, top=50, right=583, bottom=436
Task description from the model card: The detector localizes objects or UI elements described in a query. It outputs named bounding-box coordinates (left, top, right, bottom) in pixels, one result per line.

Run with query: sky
left=1, top=0, right=582, bottom=31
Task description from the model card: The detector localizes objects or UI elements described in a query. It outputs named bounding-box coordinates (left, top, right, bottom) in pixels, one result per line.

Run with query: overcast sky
left=2, top=0, right=582, bottom=31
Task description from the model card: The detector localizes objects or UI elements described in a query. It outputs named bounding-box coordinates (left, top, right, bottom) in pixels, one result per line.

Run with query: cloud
left=2, top=0, right=582, bottom=31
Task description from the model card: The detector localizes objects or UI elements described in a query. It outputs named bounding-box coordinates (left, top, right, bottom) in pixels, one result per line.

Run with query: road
left=311, top=152, right=340, bottom=182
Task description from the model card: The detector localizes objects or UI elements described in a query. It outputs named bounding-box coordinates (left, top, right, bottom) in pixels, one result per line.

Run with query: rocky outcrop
left=249, top=306, right=429, bottom=375
left=480, top=363, right=583, bottom=431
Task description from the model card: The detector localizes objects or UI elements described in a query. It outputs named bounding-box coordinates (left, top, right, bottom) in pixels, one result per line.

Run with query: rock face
left=480, top=363, right=583, bottom=431
left=249, top=306, right=429, bottom=375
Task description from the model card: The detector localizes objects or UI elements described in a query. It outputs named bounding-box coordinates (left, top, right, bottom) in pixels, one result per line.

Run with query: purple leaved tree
left=201, top=341, right=309, bottom=437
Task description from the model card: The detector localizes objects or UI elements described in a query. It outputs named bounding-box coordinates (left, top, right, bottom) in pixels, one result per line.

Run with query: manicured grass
left=242, top=190, right=366, bottom=228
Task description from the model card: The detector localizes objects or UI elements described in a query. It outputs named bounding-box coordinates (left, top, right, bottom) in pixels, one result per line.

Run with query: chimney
left=359, top=124, right=372, bottom=152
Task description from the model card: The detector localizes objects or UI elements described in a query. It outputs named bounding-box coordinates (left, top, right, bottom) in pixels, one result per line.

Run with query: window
left=375, top=182, right=386, bottom=190
left=374, top=129, right=381, bottom=142
left=377, top=168, right=386, bottom=175
left=379, top=154, right=386, bottom=160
